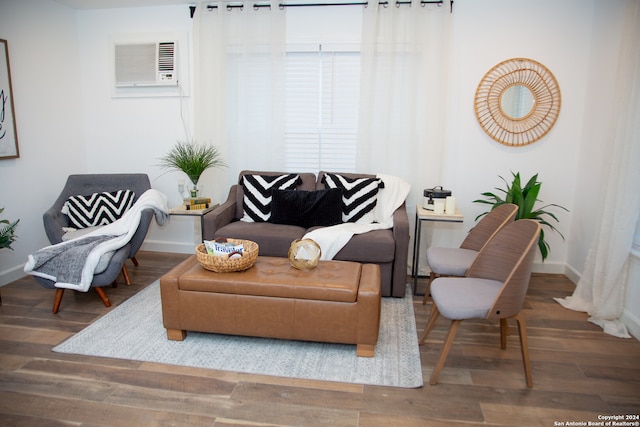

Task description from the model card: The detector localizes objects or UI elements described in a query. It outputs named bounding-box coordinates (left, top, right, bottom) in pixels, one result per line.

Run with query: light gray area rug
left=53, top=282, right=423, bottom=388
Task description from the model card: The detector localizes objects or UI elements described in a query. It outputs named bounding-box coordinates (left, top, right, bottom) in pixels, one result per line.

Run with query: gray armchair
left=38, top=174, right=154, bottom=313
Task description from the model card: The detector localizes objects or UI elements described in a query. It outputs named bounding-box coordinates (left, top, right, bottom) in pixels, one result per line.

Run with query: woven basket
left=196, top=239, right=259, bottom=273
left=288, top=238, right=322, bottom=270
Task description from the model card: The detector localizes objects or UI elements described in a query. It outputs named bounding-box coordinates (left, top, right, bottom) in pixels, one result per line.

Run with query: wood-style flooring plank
left=0, top=390, right=217, bottom=427
left=480, top=402, right=603, bottom=427
left=106, top=384, right=359, bottom=427
left=1, top=252, right=639, bottom=427
left=139, top=361, right=365, bottom=394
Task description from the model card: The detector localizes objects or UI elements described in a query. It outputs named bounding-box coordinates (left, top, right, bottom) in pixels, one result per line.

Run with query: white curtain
left=555, top=1, right=640, bottom=338
left=193, top=1, right=286, bottom=201
left=358, top=0, right=451, bottom=196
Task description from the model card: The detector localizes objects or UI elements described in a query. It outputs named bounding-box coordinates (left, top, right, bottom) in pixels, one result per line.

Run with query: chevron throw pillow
left=322, top=173, right=384, bottom=224
left=62, top=190, right=136, bottom=229
left=241, top=174, right=301, bottom=222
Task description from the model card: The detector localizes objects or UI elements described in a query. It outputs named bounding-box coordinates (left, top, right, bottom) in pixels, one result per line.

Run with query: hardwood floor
left=1, top=251, right=639, bottom=426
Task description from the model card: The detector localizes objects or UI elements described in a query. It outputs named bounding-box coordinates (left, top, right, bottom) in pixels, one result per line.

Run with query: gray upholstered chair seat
left=426, top=247, right=478, bottom=277
left=430, top=277, right=502, bottom=319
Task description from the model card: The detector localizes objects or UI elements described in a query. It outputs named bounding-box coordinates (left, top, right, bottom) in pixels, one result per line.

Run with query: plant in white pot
left=159, top=141, right=226, bottom=198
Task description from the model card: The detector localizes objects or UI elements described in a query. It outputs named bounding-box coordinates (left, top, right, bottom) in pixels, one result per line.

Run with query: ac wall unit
left=114, top=41, right=177, bottom=87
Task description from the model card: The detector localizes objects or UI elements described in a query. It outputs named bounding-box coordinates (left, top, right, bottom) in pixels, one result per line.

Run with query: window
left=285, top=45, right=360, bottom=173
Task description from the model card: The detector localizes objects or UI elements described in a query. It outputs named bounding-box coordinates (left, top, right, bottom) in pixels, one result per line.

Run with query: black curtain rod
left=189, top=1, right=452, bottom=17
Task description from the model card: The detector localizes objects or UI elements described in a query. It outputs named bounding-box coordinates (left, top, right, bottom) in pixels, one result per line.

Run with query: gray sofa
left=202, top=170, right=410, bottom=297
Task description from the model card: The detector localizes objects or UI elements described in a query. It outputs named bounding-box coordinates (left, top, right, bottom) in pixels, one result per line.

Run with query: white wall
left=0, top=0, right=636, bottom=335
left=0, top=0, right=86, bottom=283
left=76, top=5, right=197, bottom=253
left=440, top=0, right=594, bottom=275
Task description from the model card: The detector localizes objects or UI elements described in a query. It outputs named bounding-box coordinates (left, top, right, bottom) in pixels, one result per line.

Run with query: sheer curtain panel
left=555, top=0, right=640, bottom=338
left=193, top=1, right=286, bottom=199
left=358, top=0, right=451, bottom=210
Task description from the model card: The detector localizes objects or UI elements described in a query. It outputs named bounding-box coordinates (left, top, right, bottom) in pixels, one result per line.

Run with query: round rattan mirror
left=474, top=58, right=561, bottom=147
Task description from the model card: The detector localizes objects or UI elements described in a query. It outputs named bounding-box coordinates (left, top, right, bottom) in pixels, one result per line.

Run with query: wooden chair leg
left=419, top=304, right=441, bottom=344
left=500, top=318, right=509, bottom=350
left=121, top=264, right=131, bottom=286
left=430, top=319, right=462, bottom=385
left=131, top=256, right=139, bottom=267
left=52, top=289, right=64, bottom=314
left=94, top=287, right=111, bottom=308
left=422, top=272, right=437, bottom=304
left=515, top=313, right=533, bottom=388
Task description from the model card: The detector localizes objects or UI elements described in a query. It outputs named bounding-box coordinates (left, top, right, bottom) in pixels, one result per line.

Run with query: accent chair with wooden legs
left=419, top=219, right=541, bottom=388
left=38, top=174, right=154, bottom=312
left=423, top=203, right=518, bottom=304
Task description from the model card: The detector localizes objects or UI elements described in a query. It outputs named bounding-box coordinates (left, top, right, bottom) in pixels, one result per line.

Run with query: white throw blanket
left=303, top=174, right=411, bottom=260
left=24, top=189, right=169, bottom=292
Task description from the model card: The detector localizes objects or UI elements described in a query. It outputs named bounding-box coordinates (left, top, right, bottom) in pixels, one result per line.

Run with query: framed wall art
left=0, top=39, right=19, bottom=159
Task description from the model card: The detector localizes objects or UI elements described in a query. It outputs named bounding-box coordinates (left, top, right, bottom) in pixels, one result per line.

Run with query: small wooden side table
left=412, top=205, right=464, bottom=296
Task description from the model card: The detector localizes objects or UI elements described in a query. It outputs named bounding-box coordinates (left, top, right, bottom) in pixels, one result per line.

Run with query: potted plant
left=159, top=140, right=226, bottom=198
left=473, top=171, right=568, bottom=261
left=0, top=207, right=19, bottom=250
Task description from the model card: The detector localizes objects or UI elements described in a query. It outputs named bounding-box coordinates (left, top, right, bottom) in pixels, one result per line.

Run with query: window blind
left=284, top=46, right=360, bottom=173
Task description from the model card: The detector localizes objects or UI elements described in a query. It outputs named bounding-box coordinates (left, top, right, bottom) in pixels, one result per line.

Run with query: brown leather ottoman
left=160, top=256, right=381, bottom=357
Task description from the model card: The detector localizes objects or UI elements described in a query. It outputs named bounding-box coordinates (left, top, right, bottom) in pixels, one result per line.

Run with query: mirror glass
left=500, top=84, right=535, bottom=119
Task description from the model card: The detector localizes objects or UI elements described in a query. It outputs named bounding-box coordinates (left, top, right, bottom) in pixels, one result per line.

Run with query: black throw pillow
left=270, top=188, right=343, bottom=228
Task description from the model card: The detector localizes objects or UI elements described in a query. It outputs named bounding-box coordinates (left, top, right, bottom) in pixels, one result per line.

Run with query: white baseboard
left=532, top=261, right=566, bottom=275
left=563, top=263, right=581, bottom=284
left=0, top=264, right=27, bottom=287
left=621, top=309, right=640, bottom=341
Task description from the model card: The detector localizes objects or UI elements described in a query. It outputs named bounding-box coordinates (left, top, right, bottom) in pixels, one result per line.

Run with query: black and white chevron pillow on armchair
left=241, top=174, right=301, bottom=222
left=62, top=189, right=136, bottom=229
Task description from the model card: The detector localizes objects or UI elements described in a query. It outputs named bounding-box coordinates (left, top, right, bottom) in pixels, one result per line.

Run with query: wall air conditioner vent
left=115, top=41, right=177, bottom=87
